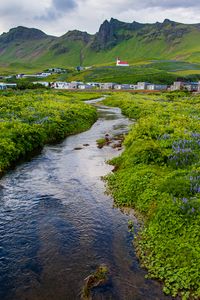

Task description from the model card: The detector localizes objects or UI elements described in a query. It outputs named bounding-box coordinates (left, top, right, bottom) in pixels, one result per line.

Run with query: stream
left=0, top=98, right=172, bottom=300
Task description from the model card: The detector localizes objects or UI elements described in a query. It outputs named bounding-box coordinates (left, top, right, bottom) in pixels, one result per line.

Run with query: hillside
left=1, top=19, right=200, bottom=74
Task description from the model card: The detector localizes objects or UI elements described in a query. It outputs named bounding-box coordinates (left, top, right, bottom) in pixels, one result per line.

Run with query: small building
left=76, top=66, right=84, bottom=72
left=147, top=84, right=168, bottom=91
left=170, top=81, right=185, bottom=91
left=121, top=84, right=133, bottom=90
left=37, top=72, right=52, bottom=78
left=114, top=84, right=122, bottom=90
left=48, top=68, right=66, bottom=73
left=116, top=58, right=129, bottom=67
left=129, top=84, right=138, bottom=90
left=5, top=83, right=17, bottom=89
left=53, top=82, right=70, bottom=89
left=16, top=74, right=24, bottom=79
left=78, top=84, right=92, bottom=90
left=0, top=83, right=7, bottom=90
left=86, top=82, right=100, bottom=88
left=68, top=82, right=79, bottom=89
left=137, top=82, right=150, bottom=90
left=184, top=82, right=198, bottom=92
left=100, top=83, right=115, bottom=90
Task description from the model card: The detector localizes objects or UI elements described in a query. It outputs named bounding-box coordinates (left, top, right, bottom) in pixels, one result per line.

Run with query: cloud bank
left=0, top=0, right=200, bottom=36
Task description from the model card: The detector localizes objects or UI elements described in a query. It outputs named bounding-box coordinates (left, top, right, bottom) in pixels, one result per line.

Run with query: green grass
left=1, top=25, right=200, bottom=73
left=0, top=90, right=97, bottom=175
left=67, top=66, right=178, bottom=84
left=103, top=92, right=200, bottom=299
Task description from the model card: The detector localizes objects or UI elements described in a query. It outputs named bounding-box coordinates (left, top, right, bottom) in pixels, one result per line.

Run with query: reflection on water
left=0, top=99, right=173, bottom=300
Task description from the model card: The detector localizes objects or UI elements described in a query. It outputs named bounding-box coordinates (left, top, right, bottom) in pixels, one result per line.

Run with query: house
left=0, top=83, right=7, bottom=90
left=53, top=82, right=70, bottom=89
left=184, top=82, right=198, bottom=92
left=147, top=84, right=168, bottom=91
left=100, top=83, right=116, bottom=89
left=114, top=84, right=122, bottom=90
left=48, top=68, right=66, bottom=73
left=170, top=81, right=198, bottom=92
left=16, top=74, right=24, bottom=79
left=76, top=66, right=84, bottom=72
left=5, top=83, right=17, bottom=88
left=137, top=82, right=150, bottom=90
left=129, top=84, right=138, bottom=90
left=36, top=72, right=52, bottom=78
left=86, top=82, right=100, bottom=88
left=121, top=84, right=134, bottom=90
left=78, top=84, right=92, bottom=90
left=170, top=81, right=185, bottom=91
left=116, top=58, right=129, bottom=67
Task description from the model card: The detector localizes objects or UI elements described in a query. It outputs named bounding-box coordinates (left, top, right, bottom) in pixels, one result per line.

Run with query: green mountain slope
left=1, top=19, right=200, bottom=73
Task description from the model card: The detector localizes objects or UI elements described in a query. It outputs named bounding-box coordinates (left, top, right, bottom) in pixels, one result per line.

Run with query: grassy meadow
left=0, top=90, right=98, bottom=175
left=55, top=61, right=200, bottom=85
left=103, top=92, right=200, bottom=299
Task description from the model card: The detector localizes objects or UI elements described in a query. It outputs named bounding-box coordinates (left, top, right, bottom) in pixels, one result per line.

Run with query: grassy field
left=66, top=65, right=178, bottom=84
left=103, top=92, right=200, bottom=300
left=171, top=70, right=200, bottom=76
left=0, top=90, right=98, bottom=175
left=2, top=58, right=200, bottom=85
left=54, top=61, right=200, bottom=84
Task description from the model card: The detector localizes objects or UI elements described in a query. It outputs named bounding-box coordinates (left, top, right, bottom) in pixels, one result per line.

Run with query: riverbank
left=0, top=90, right=98, bottom=176
left=103, top=92, right=200, bottom=300
left=0, top=96, right=171, bottom=300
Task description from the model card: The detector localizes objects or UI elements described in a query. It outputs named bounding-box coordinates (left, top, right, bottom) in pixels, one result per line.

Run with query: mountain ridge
left=0, top=18, right=200, bottom=72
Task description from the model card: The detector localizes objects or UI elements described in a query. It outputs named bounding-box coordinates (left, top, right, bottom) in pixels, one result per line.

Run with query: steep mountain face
left=0, top=19, right=200, bottom=71
left=91, top=18, right=145, bottom=51
left=61, top=30, right=92, bottom=43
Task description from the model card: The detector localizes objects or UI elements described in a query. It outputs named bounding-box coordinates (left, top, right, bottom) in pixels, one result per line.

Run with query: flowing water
left=0, top=98, right=172, bottom=300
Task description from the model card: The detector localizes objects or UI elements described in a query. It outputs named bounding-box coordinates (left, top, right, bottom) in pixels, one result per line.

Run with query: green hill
left=1, top=18, right=200, bottom=75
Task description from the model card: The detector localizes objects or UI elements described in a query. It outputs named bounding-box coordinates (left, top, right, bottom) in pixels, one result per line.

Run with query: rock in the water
left=81, top=264, right=109, bottom=300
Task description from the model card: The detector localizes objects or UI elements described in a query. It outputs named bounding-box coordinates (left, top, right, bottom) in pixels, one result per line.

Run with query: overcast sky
left=1, top=0, right=200, bottom=36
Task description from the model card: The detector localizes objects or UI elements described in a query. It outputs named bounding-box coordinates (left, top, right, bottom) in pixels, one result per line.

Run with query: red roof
left=118, top=61, right=129, bottom=64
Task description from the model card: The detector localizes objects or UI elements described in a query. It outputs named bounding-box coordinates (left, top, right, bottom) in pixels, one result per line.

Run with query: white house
left=53, top=82, right=70, bottom=89
left=137, top=82, right=150, bottom=90
left=0, top=83, right=7, bottom=90
left=116, top=57, right=129, bottom=67
left=5, top=83, right=17, bottom=88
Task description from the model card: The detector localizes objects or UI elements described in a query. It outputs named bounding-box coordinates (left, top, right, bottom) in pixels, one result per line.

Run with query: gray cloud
left=0, top=0, right=200, bottom=36
left=36, top=0, right=78, bottom=21
left=131, top=0, right=200, bottom=9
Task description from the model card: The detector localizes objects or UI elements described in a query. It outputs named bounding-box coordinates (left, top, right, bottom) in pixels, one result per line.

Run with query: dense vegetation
left=103, top=92, right=200, bottom=299
left=0, top=90, right=98, bottom=175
